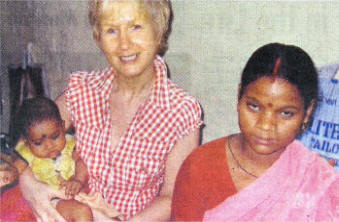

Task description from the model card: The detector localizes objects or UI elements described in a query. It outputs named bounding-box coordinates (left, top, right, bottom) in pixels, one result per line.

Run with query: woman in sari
left=171, top=43, right=338, bottom=221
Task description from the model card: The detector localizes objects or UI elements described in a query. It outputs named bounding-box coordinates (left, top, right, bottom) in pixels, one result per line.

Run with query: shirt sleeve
left=65, top=72, right=83, bottom=124
left=175, top=97, right=203, bottom=140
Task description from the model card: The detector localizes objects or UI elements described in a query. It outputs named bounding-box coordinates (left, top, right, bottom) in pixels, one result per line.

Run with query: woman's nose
left=257, top=111, right=276, bottom=131
left=119, top=30, right=131, bottom=50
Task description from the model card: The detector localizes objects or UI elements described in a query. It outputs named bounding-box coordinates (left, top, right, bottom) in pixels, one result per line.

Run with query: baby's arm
left=60, top=152, right=88, bottom=197
left=12, top=157, right=28, bottom=175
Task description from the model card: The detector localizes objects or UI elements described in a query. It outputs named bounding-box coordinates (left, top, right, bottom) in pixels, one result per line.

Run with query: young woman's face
left=237, top=76, right=312, bottom=156
left=97, top=0, right=159, bottom=79
left=25, top=119, right=66, bottom=159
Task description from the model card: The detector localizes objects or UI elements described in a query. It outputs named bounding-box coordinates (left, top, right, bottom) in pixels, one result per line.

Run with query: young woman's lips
left=254, top=136, right=274, bottom=146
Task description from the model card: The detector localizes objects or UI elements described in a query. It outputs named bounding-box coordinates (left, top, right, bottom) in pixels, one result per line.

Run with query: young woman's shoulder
left=182, top=137, right=228, bottom=171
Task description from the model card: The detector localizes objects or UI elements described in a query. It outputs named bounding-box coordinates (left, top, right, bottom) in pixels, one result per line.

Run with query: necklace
left=227, top=134, right=258, bottom=178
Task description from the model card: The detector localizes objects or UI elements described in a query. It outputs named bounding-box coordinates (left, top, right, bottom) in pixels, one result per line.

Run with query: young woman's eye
left=281, top=111, right=294, bottom=117
left=247, top=103, right=259, bottom=111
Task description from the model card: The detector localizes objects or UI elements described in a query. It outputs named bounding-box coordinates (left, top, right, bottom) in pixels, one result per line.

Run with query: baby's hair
left=239, top=43, right=318, bottom=110
left=14, top=96, right=63, bottom=140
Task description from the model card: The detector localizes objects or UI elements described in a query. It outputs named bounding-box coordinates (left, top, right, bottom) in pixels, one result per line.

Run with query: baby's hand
left=0, top=162, right=18, bottom=188
left=59, top=176, right=83, bottom=197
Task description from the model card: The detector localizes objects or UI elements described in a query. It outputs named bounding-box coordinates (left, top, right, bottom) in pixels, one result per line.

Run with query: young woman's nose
left=257, top=111, right=276, bottom=131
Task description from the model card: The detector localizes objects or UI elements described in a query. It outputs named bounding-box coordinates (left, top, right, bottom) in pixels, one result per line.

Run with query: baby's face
left=0, top=162, right=18, bottom=188
left=25, top=119, right=66, bottom=159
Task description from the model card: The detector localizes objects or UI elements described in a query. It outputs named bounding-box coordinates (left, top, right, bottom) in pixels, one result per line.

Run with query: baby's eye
left=34, top=141, right=42, bottom=146
left=281, top=111, right=294, bottom=117
left=52, top=134, right=59, bottom=140
left=247, top=103, right=259, bottom=111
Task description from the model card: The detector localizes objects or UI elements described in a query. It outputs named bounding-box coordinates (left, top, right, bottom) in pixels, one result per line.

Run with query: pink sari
left=203, top=140, right=338, bottom=222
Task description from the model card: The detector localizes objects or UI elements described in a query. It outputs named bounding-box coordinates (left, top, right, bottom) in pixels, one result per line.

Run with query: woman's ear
left=95, top=34, right=102, bottom=49
left=62, top=120, right=66, bottom=131
left=237, top=84, right=242, bottom=112
left=303, top=99, right=316, bottom=126
left=237, top=83, right=242, bottom=102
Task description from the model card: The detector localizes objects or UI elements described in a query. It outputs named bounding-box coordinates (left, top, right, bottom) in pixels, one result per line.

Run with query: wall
left=1, top=1, right=35, bottom=134
left=1, top=1, right=339, bottom=143
left=169, top=1, right=339, bottom=142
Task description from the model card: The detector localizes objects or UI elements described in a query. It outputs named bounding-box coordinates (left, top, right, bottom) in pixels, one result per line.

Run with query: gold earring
left=301, top=122, right=308, bottom=132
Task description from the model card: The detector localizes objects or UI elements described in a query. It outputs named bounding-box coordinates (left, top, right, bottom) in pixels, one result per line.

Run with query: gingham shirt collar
left=85, top=55, right=171, bottom=110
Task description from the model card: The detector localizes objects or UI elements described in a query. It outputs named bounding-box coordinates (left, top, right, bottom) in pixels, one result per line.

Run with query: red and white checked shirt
left=66, top=56, right=202, bottom=219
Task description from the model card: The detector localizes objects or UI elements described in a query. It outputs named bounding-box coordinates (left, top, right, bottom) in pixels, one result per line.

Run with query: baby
left=12, top=96, right=93, bottom=222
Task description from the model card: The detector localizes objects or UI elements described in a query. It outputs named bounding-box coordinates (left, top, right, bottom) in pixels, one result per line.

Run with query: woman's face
left=237, top=76, right=313, bottom=156
left=97, top=0, right=159, bottom=78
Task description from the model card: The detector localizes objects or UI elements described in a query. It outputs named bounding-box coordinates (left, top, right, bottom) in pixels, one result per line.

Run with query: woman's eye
left=132, top=25, right=141, bottom=30
left=247, top=103, right=259, bottom=111
left=281, top=111, right=294, bottom=117
left=107, top=28, right=116, bottom=34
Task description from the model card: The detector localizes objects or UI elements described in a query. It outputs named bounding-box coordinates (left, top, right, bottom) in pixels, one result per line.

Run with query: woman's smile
left=98, top=1, right=159, bottom=79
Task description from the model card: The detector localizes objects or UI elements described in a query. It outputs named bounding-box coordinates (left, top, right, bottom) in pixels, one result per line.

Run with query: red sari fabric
left=0, top=184, right=35, bottom=221
left=171, top=137, right=237, bottom=221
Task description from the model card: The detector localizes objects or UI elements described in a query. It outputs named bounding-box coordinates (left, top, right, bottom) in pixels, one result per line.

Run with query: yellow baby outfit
left=15, top=134, right=75, bottom=190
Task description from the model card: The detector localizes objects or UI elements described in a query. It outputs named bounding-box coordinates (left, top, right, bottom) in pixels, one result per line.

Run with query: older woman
left=19, top=0, right=202, bottom=221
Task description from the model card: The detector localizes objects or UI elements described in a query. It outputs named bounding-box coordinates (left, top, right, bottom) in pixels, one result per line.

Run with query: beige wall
left=1, top=1, right=339, bottom=143
left=167, top=1, right=339, bottom=142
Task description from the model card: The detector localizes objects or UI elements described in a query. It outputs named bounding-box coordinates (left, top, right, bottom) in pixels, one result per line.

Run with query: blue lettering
left=310, top=137, right=339, bottom=154
left=325, top=98, right=337, bottom=106
left=332, top=144, right=339, bottom=154
left=323, top=140, right=330, bottom=151
left=323, top=141, right=333, bottom=153
left=309, top=119, right=322, bottom=135
left=311, top=137, right=321, bottom=150
left=322, top=122, right=333, bottom=138
left=331, top=123, right=339, bottom=140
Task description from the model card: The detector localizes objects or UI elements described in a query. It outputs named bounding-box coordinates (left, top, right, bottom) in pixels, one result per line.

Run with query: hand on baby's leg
left=76, top=191, right=122, bottom=219
left=58, top=176, right=83, bottom=198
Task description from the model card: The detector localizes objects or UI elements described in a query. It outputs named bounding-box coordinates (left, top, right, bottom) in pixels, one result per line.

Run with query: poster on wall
left=299, top=63, right=339, bottom=170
